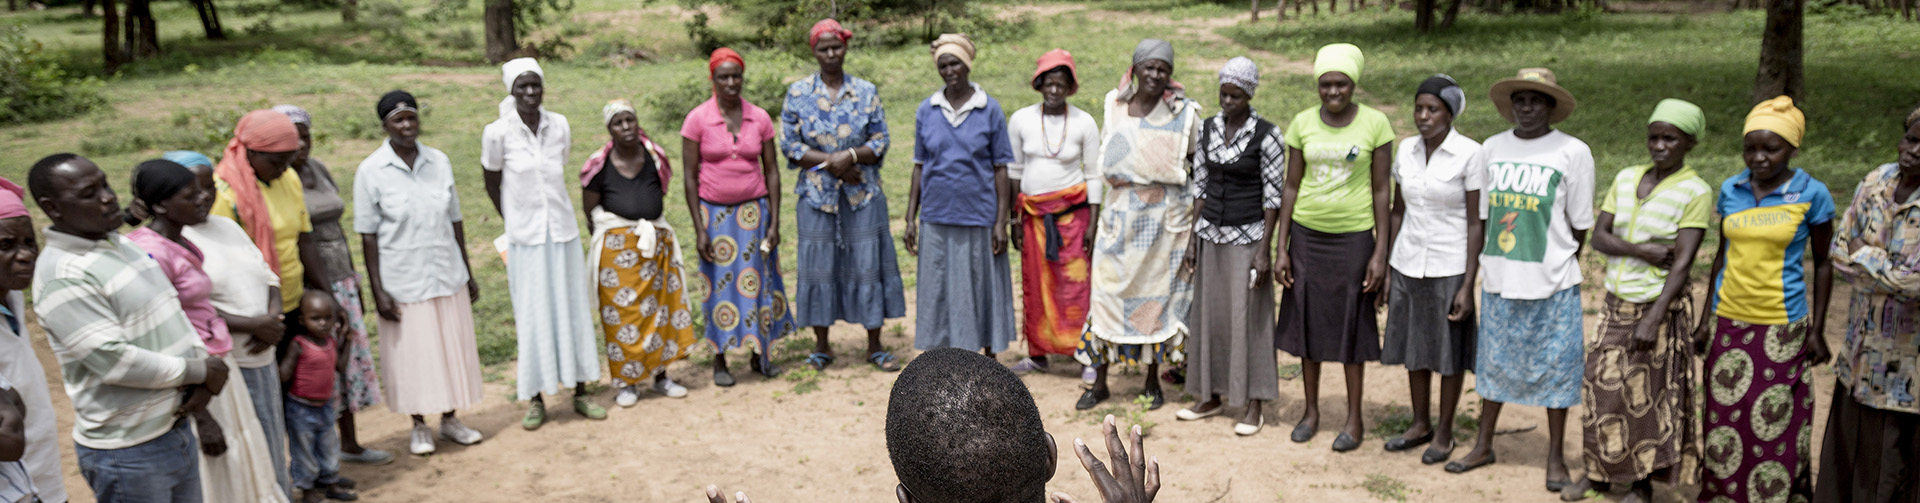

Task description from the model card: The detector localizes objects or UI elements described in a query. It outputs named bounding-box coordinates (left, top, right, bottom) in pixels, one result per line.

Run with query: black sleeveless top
left=1199, top=117, right=1275, bottom=227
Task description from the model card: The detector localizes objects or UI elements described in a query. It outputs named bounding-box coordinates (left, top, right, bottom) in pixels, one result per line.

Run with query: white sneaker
left=616, top=386, right=641, bottom=407
left=653, top=376, right=688, bottom=398
left=439, top=418, right=483, bottom=446
left=409, top=425, right=435, bottom=455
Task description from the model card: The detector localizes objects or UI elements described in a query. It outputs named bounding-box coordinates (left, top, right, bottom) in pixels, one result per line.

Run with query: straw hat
left=1490, top=67, right=1576, bottom=124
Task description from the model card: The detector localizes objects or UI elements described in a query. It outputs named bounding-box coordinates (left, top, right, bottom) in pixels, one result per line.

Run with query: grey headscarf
left=1416, top=74, right=1466, bottom=118
left=1132, top=39, right=1173, bottom=66
left=272, top=104, right=311, bottom=127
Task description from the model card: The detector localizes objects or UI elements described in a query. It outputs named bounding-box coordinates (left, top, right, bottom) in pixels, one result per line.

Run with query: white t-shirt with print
left=1477, top=129, right=1595, bottom=300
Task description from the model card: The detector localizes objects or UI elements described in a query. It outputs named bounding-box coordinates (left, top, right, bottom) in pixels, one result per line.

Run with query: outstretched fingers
left=1102, top=416, right=1136, bottom=490
left=1073, top=437, right=1122, bottom=501
left=1128, top=424, right=1148, bottom=493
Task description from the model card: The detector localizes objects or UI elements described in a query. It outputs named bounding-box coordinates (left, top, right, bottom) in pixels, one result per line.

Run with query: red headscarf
left=1032, top=49, right=1079, bottom=95
left=215, top=110, right=301, bottom=275
left=708, top=48, right=744, bottom=78
left=809, top=19, right=852, bottom=48
left=0, top=177, right=25, bottom=221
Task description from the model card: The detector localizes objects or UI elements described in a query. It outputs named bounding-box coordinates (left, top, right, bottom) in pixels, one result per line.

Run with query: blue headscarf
left=162, top=150, right=214, bottom=169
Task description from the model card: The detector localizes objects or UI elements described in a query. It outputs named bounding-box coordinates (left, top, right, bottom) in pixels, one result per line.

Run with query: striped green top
left=1600, top=164, right=1714, bottom=303
left=31, top=228, right=208, bottom=450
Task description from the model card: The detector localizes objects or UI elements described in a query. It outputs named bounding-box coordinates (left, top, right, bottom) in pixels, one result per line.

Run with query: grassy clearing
left=6, top=0, right=1917, bottom=368
left=1225, top=9, right=1920, bottom=201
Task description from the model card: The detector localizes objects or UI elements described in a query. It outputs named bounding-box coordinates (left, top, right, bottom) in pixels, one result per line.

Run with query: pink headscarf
left=580, top=100, right=673, bottom=195
left=215, top=110, right=301, bottom=275
left=0, top=177, right=26, bottom=221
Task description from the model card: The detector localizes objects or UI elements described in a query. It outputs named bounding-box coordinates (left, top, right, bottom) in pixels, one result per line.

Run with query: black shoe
left=1444, top=453, right=1497, bottom=474
left=713, top=368, right=736, bottom=388
left=1331, top=432, right=1361, bottom=452
left=1420, top=442, right=1455, bottom=465
left=1290, top=421, right=1317, bottom=443
left=1384, top=431, right=1433, bottom=452
left=1139, top=389, right=1165, bottom=410
left=1075, top=388, right=1110, bottom=410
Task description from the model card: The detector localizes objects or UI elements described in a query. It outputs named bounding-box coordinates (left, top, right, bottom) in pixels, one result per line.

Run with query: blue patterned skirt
left=697, top=198, right=795, bottom=357
left=1476, top=286, right=1584, bottom=408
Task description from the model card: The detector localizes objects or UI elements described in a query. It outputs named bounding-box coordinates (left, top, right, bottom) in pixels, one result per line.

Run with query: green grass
left=5, top=0, right=1917, bottom=367
left=1224, top=10, right=1920, bottom=202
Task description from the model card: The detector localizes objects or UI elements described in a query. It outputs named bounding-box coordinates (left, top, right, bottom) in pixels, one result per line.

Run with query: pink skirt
left=378, top=290, right=484, bottom=416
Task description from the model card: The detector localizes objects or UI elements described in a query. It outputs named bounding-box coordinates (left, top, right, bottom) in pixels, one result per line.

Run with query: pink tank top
left=290, top=335, right=337, bottom=403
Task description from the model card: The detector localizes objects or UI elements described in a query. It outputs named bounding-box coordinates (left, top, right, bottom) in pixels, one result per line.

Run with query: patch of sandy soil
left=31, top=278, right=1848, bottom=502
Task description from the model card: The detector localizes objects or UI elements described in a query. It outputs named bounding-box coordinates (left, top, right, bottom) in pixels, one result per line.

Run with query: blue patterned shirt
left=780, top=73, right=891, bottom=213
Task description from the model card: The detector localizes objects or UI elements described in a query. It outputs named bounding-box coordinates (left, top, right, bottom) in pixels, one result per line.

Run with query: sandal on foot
left=521, top=401, right=547, bottom=431
left=1445, top=454, right=1497, bottom=474
left=804, top=352, right=834, bottom=371
left=713, top=368, right=736, bottom=388
left=1384, top=431, right=1433, bottom=452
left=1420, top=442, right=1456, bottom=465
left=573, top=395, right=608, bottom=420
left=868, top=351, right=902, bottom=372
left=1331, top=432, right=1361, bottom=452
left=1074, top=388, right=1110, bottom=410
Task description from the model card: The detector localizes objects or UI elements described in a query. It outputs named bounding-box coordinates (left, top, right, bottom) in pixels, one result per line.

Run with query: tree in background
left=1752, top=0, right=1804, bottom=102
left=484, top=0, right=573, bottom=62
left=188, top=0, right=226, bottom=39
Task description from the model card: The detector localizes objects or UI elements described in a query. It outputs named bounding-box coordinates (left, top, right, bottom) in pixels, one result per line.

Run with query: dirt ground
left=26, top=282, right=1848, bottom=503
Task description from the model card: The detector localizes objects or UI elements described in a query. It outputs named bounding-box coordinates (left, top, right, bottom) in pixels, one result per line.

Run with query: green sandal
left=522, top=400, right=547, bottom=431
left=573, top=395, right=608, bottom=420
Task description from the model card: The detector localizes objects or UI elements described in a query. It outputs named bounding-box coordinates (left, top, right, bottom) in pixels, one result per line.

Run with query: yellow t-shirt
left=211, top=169, right=311, bottom=313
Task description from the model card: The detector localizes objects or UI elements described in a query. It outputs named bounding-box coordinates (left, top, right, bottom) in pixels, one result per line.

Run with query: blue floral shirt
left=781, top=73, right=891, bottom=213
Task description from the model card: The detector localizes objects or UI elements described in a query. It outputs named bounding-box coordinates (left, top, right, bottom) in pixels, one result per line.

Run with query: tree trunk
left=1250, top=0, right=1260, bottom=20
left=123, top=0, right=158, bottom=58
left=484, top=0, right=517, bottom=63
left=1416, top=0, right=1434, bottom=31
left=81, top=0, right=95, bottom=16
left=1276, top=0, right=1289, bottom=19
left=342, top=0, right=358, bottom=23
left=190, top=0, right=225, bottom=40
left=101, top=0, right=127, bottom=72
left=1752, top=0, right=1804, bottom=103
left=1440, top=0, right=1464, bottom=28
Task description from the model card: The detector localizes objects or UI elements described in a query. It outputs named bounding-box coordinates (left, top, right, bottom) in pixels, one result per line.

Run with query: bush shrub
left=676, top=0, right=1027, bottom=55
left=0, top=25, right=105, bottom=125
left=641, top=49, right=801, bottom=129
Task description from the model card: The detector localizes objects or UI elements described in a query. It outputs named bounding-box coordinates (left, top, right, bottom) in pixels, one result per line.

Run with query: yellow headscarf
left=1742, top=95, right=1805, bottom=147
left=1312, top=43, right=1364, bottom=84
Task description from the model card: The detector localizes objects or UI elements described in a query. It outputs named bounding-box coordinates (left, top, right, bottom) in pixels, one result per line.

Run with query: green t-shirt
left=1284, top=104, right=1396, bottom=234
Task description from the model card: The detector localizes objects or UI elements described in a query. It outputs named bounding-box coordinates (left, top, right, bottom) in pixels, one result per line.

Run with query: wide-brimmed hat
left=1490, top=67, right=1576, bottom=124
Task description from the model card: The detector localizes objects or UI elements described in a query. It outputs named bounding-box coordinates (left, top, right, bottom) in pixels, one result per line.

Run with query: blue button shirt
left=913, top=86, right=1015, bottom=227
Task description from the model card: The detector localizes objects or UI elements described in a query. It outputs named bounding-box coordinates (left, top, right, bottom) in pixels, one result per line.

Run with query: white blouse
left=1389, top=129, right=1485, bottom=278
left=1007, top=104, right=1103, bottom=201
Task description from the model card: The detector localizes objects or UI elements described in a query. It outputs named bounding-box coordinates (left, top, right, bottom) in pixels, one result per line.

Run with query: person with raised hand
left=781, top=19, right=908, bottom=374
left=1561, top=99, right=1712, bottom=503
left=1273, top=43, right=1396, bottom=452
left=906, top=33, right=1018, bottom=358
left=684, top=47, right=797, bottom=386
left=355, top=91, right=486, bottom=456
left=1176, top=56, right=1284, bottom=437
left=29, top=153, right=226, bottom=502
left=583, top=99, right=699, bottom=406
left=1380, top=74, right=1481, bottom=465
left=1692, top=96, right=1834, bottom=503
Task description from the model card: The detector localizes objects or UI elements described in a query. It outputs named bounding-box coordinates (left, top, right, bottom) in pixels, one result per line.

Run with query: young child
left=281, top=291, right=359, bottom=502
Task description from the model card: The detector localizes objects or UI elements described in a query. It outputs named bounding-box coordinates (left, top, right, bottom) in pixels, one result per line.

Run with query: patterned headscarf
left=1217, top=57, right=1259, bottom=96
left=809, top=19, right=852, bottom=48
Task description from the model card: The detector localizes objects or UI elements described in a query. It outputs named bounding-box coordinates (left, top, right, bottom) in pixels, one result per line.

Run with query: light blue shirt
left=352, top=140, right=470, bottom=303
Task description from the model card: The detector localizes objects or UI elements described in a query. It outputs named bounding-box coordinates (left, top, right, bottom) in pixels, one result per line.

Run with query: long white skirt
left=196, top=354, right=290, bottom=503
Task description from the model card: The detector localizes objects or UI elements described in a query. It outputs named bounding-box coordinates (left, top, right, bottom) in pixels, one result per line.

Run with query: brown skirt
left=1275, top=223, right=1378, bottom=364
left=1579, top=293, right=1700, bottom=484
left=1815, top=381, right=1920, bottom=503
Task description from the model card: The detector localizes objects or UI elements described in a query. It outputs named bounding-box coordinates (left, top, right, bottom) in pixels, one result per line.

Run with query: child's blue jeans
left=283, top=397, right=342, bottom=490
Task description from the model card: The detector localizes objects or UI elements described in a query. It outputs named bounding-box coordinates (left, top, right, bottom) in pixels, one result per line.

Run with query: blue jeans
left=74, top=420, right=201, bottom=503
left=283, top=398, right=341, bottom=490
left=241, top=363, right=292, bottom=499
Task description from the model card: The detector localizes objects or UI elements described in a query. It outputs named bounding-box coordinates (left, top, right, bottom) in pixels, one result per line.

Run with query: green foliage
left=641, top=50, right=800, bottom=128
left=1359, top=474, right=1410, bottom=502
left=675, top=0, right=1029, bottom=55
left=0, top=25, right=103, bottom=125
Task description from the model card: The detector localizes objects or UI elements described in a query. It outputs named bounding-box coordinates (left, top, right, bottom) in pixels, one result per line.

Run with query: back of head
left=886, top=348, right=1051, bottom=503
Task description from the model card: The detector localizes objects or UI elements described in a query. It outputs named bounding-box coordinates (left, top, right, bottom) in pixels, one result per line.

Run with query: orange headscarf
left=215, top=109, right=301, bottom=275
left=708, top=48, right=744, bottom=78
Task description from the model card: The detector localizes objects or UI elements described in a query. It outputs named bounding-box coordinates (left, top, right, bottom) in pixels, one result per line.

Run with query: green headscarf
left=1312, top=43, right=1364, bottom=84
left=1648, top=98, right=1705, bottom=138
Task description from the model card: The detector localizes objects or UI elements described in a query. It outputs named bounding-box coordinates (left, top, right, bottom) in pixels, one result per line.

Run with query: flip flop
left=1445, top=453, right=1497, bottom=474
left=867, top=351, right=901, bottom=372
left=804, top=352, right=835, bottom=371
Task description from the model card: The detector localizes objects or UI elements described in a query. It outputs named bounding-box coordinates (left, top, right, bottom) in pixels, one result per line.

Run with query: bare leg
left=1454, top=399, right=1502, bottom=466
left=813, top=326, right=832, bottom=356
left=1241, top=399, right=1263, bottom=425
left=1299, top=359, right=1322, bottom=431
left=1143, top=363, right=1160, bottom=394
left=1435, top=373, right=1464, bottom=449
left=865, top=327, right=883, bottom=355
left=1092, top=365, right=1110, bottom=395
left=1342, top=363, right=1365, bottom=439
left=1402, top=369, right=1434, bottom=442
left=410, top=414, right=426, bottom=426
left=1546, top=408, right=1572, bottom=485
left=338, top=410, right=364, bottom=453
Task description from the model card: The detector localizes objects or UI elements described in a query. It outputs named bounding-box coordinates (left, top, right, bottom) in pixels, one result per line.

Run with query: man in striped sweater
left=27, top=153, right=227, bottom=503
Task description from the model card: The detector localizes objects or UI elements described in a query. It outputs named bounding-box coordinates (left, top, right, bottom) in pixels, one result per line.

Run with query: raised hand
left=705, top=485, right=752, bottom=503
left=1054, top=415, right=1159, bottom=503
